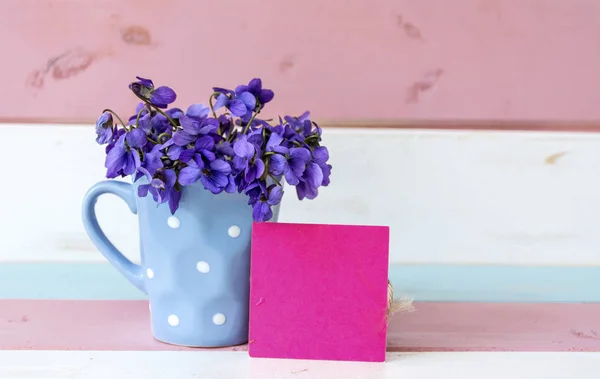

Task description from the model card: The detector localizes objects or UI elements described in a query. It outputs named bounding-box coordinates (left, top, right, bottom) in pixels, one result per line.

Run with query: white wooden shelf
left=0, top=351, right=598, bottom=379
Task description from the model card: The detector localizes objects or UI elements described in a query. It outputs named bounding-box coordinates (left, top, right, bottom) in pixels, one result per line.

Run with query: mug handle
left=82, top=180, right=146, bottom=294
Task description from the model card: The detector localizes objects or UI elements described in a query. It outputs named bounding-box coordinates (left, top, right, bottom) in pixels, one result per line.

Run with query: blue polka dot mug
left=82, top=179, right=279, bottom=347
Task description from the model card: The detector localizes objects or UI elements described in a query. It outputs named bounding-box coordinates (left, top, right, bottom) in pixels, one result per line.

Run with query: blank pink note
left=249, top=222, right=390, bottom=362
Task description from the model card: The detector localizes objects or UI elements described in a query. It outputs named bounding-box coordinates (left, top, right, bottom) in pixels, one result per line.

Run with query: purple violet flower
left=295, top=162, right=323, bottom=200
left=141, top=144, right=165, bottom=176
left=104, top=129, right=146, bottom=178
left=247, top=182, right=283, bottom=222
left=172, top=115, right=219, bottom=147
left=186, top=104, right=210, bottom=121
left=178, top=157, right=232, bottom=194
left=97, top=77, right=331, bottom=220
left=214, top=92, right=256, bottom=117
left=129, top=76, right=177, bottom=109
left=179, top=136, right=216, bottom=164
left=269, top=147, right=311, bottom=185
left=137, top=168, right=180, bottom=214
left=233, top=134, right=265, bottom=182
left=313, top=146, right=332, bottom=186
left=235, top=78, right=274, bottom=106
left=95, top=112, right=114, bottom=144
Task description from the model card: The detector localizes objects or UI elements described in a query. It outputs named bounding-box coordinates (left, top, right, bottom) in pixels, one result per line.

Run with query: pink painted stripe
left=3, top=1, right=600, bottom=123
left=388, top=302, right=600, bottom=352
left=1, top=300, right=599, bottom=351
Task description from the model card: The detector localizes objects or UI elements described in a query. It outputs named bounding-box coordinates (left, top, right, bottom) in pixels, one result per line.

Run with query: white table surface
left=0, top=351, right=597, bottom=379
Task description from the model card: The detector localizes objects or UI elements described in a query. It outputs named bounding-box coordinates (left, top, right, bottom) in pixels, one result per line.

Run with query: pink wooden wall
left=1, top=0, right=600, bottom=125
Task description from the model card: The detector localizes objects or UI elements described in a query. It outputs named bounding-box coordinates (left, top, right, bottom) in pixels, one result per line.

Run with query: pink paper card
left=249, top=222, right=390, bottom=362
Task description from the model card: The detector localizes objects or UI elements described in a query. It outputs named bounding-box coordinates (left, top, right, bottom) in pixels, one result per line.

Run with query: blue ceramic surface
left=82, top=179, right=275, bottom=347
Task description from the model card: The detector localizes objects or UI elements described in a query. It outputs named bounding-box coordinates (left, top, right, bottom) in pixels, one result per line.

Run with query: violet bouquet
left=94, top=77, right=332, bottom=222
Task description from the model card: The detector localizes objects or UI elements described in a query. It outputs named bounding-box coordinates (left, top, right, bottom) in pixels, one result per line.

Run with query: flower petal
left=178, top=148, right=195, bottom=162
left=104, top=137, right=126, bottom=172
left=150, top=178, right=165, bottom=189
left=138, top=113, right=152, bottom=133
left=135, top=76, right=154, bottom=87
left=201, top=149, right=216, bottom=162
left=258, top=89, right=274, bottom=104
left=210, top=159, right=232, bottom=175
left=233, top=155, right=248, bottom=172
left=186, top=104, right=209, bottom=120
left=96, top=112, right=112, bottom=129
left=172, top=131, right=196, bottom=146
left=233, top=137, right=254, bottom=159
left=313, top=146, right=329, bottom=164
left=122, top=152, right=137, bottom=175
left=138, top=184, right=150, bottom=197
left=237, top=91, right=256, bottom=110
left=212, top=87, right=233, bottom=95
left=190, top=153, right=204, bottom=168
left=178, top=166, right=202, bottom=186
left=166, top=108, right=184, bottom=119
left=214, top=93, right=229, bottom=110
left=168, top=188, right=181, bottom=214
left=217, top=141, right=235, bottom=156
left=150, top=86, right=177, bottom=108
left=179, top=115, right=200, bottom=135
left=290, top=147, right=311, bottom=164
left=235, top=85, right=249, bottom=95
left=151, top=114, right=170, bottom=134
left=96, top=127, right=113, bottom=145
left=199, top=118, right=220, bottom=134
left=194, top=135, right=215, bottom=151
left=304, top=162, right=323, bottom=189
left=225, top=174, right=236, bottom=193
left=253, top=201, right=273, bottom=222
left=253, top=159, right=265, bottom=179
left=163, top=169, right=177, bottom=188
left=283, top=166, right=300, bottom=186
left=167, top=145, right=184, bottom=160
left=126, top=128, right=147, bottom=148
left=227, top=99, right=248, bottom=117
left=248, top=78, right=262, bottom=94
left=200, top=175, right=222, bottom=194
left=266, top=132, right=284, bottom=151
left=267, top=185, right=284, bottom=205
left=269, top=154, right=287, bottom=176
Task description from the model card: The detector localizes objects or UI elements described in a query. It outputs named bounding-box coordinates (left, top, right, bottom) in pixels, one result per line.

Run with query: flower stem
left=157, top=133, right=171, bottom=144
left=102, top=109, right=127, bottom=130
left=209, top=93, right=219, bottom=119
left=135, top=105, right=147, bottom=127
left=152, top=106, right=177, bottom=130
left=269, top=174, right=282, bottom=186
left=131, top=94, right=177, bottom=129
left=242, top=105, right=262, bottom=134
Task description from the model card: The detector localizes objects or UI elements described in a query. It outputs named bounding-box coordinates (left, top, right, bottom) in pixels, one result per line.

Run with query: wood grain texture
left=1, top=300, right=599, bottom=352
left=6, top=125, right=600, bottom=266
left=3, top=263, right=600, bottom=303
left=1, top=351, right=599, bottom=379
left=388, top=303, right=600, bottom=352
left=2, top=0, right=600, bottom=125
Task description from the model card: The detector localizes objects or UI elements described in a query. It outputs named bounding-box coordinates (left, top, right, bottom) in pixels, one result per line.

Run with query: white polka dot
left=148, top=302, right=152, bottom=312
left=167, top=216, right=180, bottom=229
left=228, top=225, right=241, bottom=238
left=168, top=314, right=179, bottom=327
left=146, top=268, right=154, bottom=279
left=196, top=261, right=210, bottom=273
left=212, top=313, right=226, bottom=325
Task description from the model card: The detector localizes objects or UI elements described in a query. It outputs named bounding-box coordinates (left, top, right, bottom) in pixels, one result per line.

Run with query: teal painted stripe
left=0, top=263, right=598, bottom=302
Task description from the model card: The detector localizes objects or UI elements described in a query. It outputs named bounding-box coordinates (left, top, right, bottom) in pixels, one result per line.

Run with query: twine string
left=386, top=279, right=415, bottom=322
